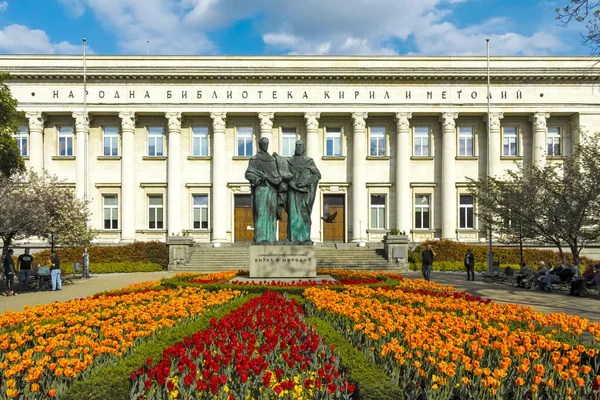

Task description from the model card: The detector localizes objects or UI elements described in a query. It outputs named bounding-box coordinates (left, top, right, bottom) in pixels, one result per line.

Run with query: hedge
left=34, top=241, right=168, bottom=268
left=409, top=261, right=521, bottom=273
left=307, top=317, right=403, bottom=400
left=408, top=239, right=593, bottom=266
left=62, top=295, right=254, bottom=400
left=60, top=262, right=163, bottom=275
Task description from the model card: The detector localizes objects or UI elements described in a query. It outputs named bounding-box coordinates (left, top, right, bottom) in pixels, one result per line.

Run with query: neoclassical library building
left=2, top=55, right=599, bottom=245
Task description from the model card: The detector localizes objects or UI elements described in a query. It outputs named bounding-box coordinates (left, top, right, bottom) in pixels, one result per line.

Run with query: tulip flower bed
left=0, top=286, right=242, bottom=399
left=131, top=291, right=355, bottom=399
left=304, top=285, right=600, bottom=399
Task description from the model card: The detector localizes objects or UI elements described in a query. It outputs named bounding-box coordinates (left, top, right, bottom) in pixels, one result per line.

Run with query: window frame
left=102, top=194, right=119, bottom=230
left=547, top=126, right=562, bottom=157
left=458, top=194, right=475, bottom=229
left=325, top=126, right=343, bottom=157
left=15, top=126, right=28, bottom=157
left=280, top=126, right=298, bottom=157
left=191, top=125, right=210, bottom=157
left=148, top=194, right=164, bottom=230
left=192, top=194, right=210, bottom=230
left=502, top=126, right=519, bottom=157
left=147, top=126, right=165, bottom=157
left=57, top=125, right=74, bottom=157
left=102, top=125, right=119, bottom=157
left=413, top=126, right=431, bottom=157
left=369, top=125, right=387, bottom=157
left=369, top=194, right=387, bottom=230
left=457, top=125, right=475, bottom=157
left=414, top=194, right=431, bottom=230
left=236, top=126, right=254, bottom=157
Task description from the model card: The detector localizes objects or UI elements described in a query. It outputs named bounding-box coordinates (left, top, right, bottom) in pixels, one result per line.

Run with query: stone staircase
left=173, top=244, right=403, bottom=272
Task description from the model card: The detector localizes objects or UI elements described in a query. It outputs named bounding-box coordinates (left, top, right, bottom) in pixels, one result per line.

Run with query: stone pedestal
left=383, top=234, right=409, bottom=271
left=250, top=245, right=316, bottom=278
left=167, top=236, right=194, bottom=271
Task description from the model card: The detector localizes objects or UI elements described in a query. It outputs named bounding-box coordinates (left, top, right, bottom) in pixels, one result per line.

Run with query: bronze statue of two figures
left=245, top=138, right=321, bottom=245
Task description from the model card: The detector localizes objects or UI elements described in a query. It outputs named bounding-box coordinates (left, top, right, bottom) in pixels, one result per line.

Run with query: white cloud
left=52, top=0, right=570, bottom=56
left=0, top=24, right=87, bottom=53
left=0, top=1, right=8, bottom=14
left=57, top=0, right=85, bottom=18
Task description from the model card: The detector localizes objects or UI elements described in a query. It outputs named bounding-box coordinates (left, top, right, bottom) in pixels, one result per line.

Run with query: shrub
left=34, top=241, right=168, bottom=268
left=410, top=261, right=520, bottom=272
left=408, top=239, right=592, bottom=266
left=60, top=262, right=163, bottom=275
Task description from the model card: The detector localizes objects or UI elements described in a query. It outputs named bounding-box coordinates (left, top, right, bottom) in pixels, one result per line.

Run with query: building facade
left=2, top=55, right=600, bottom=245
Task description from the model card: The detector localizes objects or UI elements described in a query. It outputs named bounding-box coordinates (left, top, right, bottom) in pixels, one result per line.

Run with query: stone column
left=531, top=112, right=550, bottom=166
left=26, top=112, right=45, bottom=173
left=569, top=114, right=580, bottom=154
left=351, top=112, right=368, bottom=243
left=485, top=112, right=503, bottom=177
left=73, top=111, right=91, bottom=200
left=394, top=112, right=412, bottom=234
left=119, top=112, right=136, bottom=242
left=166, top=112, right=182, bottom=236
left=211, top=112, right=227, bottom=244
left=258, top=112, right=274, bottom=141
left=441, top=112, right=458, bottom=239
left=305, top=112, right=321, bottom=242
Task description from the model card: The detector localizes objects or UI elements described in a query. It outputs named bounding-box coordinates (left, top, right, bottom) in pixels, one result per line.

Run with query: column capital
left=119, top=111, right=137, bottom=131
left=72, top=111, right=91, bottom=133
left=165, top=112, right=182, bottom=131
left=351, top=112, right=368, bottom=130
left=394, top=112, right=412, bottom=132
left=484, top=112, right=504, bottom=131
left=210, top=112, right=227, bottom=132
left=304, top=112, right=321, bottom=130
left=530, top=112, right=550, bottom=131
left=26, top=112, right=46, bottom=131
left=258, top=112, right=274, bottom=130
left=440, top=112, right=458, bottom=132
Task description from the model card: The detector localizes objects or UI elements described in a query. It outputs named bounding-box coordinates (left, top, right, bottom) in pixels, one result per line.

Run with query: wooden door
left=323, top=195, right=345, bottom=242
left=234, top=195, right=254, bottom=242
left=278, top=209, right=288, bottom=241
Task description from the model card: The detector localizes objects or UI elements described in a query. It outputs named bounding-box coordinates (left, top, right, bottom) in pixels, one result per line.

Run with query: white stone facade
left=2, top=55, right=600, bottom=245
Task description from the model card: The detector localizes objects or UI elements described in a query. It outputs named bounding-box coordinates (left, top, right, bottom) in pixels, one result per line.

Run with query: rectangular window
left=103, top=194, right=119, bottom=230
left=281, top=128, right=297, bottom=157
left=413, top=127, right=430, bottom=156
left=326, top=127, right=342, bottom=156
left=502, top=126, right=518, bottom=156
left=459, top=194, right=474, bottom=229
left=192, top=126, right=209, bottom=157
left=15, top=126, right=28, bottom=156
left=458, top=126, right=474, bottom=156
left=103, top=126, right=119, bottom=157
left=237, top=126, right=253, bottom=156
left=58, top=126, right=74, bottom=156
left=414, top=194, right=430, bottom=230
left=148, top=127, right=164, bottom=157
left=370, top=195, right=386, bottom=229
left=193, top=195, right=209, bottom=230
left=547, top=127, right=561, bottom=157
left=148, top=195, right=164, bottom=230
left=369, top=126, right=386, bottom=156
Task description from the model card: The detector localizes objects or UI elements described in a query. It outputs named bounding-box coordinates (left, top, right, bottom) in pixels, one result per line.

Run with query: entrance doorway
left=234, top=195, right=254, bottom=242
left=322, top=194, right=345, bottom=242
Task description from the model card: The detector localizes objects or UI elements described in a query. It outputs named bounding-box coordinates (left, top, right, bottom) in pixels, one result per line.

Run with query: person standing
left=82, top=247, right=90, bottom=279
left=50, top=251, right=62, bottom=291
left=17, top=248, right=34, bottom=292
left=3, top=249, right=16, bottom=296
left=421, top=244, right=435, bottom=282
left=464, top=249, right=475, bottom=281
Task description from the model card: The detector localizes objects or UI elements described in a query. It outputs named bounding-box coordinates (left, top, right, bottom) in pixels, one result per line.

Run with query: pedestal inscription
left=250, top=245, right=316, bottom=278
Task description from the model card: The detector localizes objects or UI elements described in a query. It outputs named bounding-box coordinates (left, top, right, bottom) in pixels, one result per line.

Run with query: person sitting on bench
left=538, top=263, right=574, bottom=292
left=570, top=264, right=596, bottom=296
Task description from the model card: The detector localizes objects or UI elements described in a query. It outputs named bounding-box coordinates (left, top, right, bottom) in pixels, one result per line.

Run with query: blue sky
left=0, top=0, right=591, bottom=56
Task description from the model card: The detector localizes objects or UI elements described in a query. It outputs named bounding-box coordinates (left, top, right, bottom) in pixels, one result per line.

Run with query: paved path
left=1, top=270, right=598, bottom=322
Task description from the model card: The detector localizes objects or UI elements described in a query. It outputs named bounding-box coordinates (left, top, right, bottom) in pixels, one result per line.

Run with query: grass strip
left=306, top=317, right=403, bottom=400
left=62, top=295, right=255, bottom=400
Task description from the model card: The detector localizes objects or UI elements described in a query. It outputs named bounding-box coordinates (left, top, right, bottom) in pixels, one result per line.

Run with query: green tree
left=0, top=73, right=25, bottom=178
left=468, top=134, right=600, bottom=266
